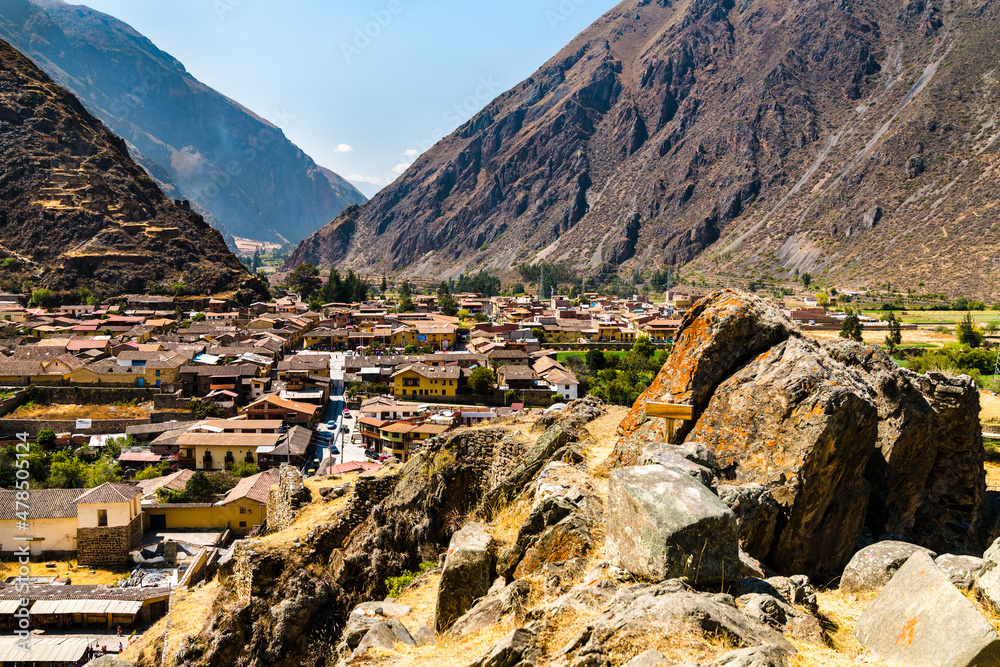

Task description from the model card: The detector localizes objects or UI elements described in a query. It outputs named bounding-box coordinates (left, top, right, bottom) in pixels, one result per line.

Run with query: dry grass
left=790, top=589, right=885, bottom=667
left=981, top=391, right=1000, bottom=424
left=802, top=328, right=955, bottom=346
left=3, top=402, right=150, bottom=420
left=487, top=495, right=534, bottom=548
left=121, top=581, right=225, bottom=664
left=986, top=462, right=1000, bottom=489
left=254, top=472, right=362, bottom=551
left=0, top=558, right=127, bottom=585
left=962, top=588, right=1000, bottom=634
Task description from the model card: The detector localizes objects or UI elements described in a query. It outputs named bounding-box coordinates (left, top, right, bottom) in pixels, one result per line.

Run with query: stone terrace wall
left=266, top=465, right=310, bottom=533
left=0, top=417, right=150, bottom=437
left=77, top=513, right=142, bottom=566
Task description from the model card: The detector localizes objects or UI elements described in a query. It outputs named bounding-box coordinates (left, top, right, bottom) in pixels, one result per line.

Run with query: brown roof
left=0, top=489, right=80, bottom=520
left=135, top=469, right=195, bottom=497
left=0, top=584, right=170, bottom=601
left=175, top=433, right=282, bottom=448
left=381, top=422, right=418, bottom=434
left=391, top=363, right=461, bottom=380
left=222, top=469, right=280, bottom=505
left=74, top=482, right=142, bottom=504
left=245, top=395, right=320, bottom=415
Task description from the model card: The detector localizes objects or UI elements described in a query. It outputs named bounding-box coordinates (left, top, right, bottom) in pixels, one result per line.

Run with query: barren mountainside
left=0, top=37, right=263, bottom=298
left=0, top=0, right=367, bottom=245
left=290, top=0, right=1000, bottom=299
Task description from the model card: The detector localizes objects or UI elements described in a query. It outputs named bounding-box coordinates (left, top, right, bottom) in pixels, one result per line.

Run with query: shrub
left=385, top=562, right=436, bottom=598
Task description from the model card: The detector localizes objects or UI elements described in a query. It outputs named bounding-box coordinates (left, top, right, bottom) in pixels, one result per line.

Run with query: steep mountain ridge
left=290, top=0, right=1000, bottom=299
left=0, top=37, right=262, bottom=298
left=0, top=0, right=367, bottom=245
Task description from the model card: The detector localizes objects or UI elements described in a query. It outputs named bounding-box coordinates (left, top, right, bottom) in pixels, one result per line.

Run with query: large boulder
left=975, top=537, right=1000, bottom=610
left=856, top=551, right=1000, bottom=666
left=840, top=541, right=937, bottom=593
left=935, top=553, right=983, bottom=589
left=435, top=522, right=496, bottom=632
left=608, top=290, right=797, bottom=467
left=605, top=465, right=739, bottom=586
left=717, top=484, right=780, bottom=562
left=555, top=579, right=793, bottom=665
left=824, top=340, right=986, bottom=555
left=687, top=336, right=880, bottom=578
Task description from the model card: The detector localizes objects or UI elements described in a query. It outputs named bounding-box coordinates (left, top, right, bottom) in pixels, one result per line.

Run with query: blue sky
left=78, top=0, right=618, bottom=197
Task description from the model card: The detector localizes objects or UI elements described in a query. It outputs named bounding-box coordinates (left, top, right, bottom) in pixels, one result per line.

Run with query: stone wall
left=488, top=432, right=527, bottom=490
left=76, top=513, right=143, bottom=566
left=0, top=417, right=150, bottom=437
left=265, top=465, right=310, bottom=533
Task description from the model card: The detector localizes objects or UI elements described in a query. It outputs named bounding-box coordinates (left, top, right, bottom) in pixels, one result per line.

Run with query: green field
left=862, top=310, right=1000, bottom=325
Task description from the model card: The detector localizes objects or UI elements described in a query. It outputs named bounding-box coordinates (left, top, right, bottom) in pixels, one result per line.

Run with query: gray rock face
left=824, top=341, right=986, bottom=556
left=622, top=650, right=668, bottom=667
left=435, top=522, right=496, bottom=632
left=840, top=541, right=937, bottom=593
left=935, top=554, right=983, bottom=589
left=606, top=465, right=739, bottom=586
left=449, top=579, right=530, bottom=637
left=640, top=446, right=715, bottom=487
left=857, top=551, right=1000, bottom=667
left=469, top=627, right=539, bottom=667
left=689, top=336, right=880, bottom=578
left=718, top=484, right=780, bottom=562
left=708, top=645, right=791, bottom=667
left=556, top=580, right=793, bottom=666
left=976, top=537, right=1000, bottom=611
left=351, top=619, right=415, bottom=659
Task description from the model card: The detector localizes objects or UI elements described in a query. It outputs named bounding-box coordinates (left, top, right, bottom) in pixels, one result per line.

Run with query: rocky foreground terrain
left=290, top=0, right=1000, bottom=298
left=0, top=38, right=265, bottom=299
left=126, top=291, right=1000, bottom=667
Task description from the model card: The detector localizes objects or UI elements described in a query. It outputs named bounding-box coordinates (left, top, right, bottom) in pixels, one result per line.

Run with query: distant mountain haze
left=0, top=0, right=366, bottom=245
left=288, top=0, right=1000, bottom=299
left=0, top=37, right=264, bottom=298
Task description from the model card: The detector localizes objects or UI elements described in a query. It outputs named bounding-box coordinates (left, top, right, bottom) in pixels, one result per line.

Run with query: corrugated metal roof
left=31, top=599, right=143, bottom=615
left=0, top=636, right=93, bottom=661
left=0, top=600, right=21, bottom=614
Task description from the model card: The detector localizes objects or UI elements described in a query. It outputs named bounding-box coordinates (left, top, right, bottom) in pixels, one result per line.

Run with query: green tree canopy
left=469, top=367, right=495, bottom=395
left=839, top=311, right=864, bottom=342
left=957, top=312, right=985, bottom=348
left=287, top=263, right=323, bottom=301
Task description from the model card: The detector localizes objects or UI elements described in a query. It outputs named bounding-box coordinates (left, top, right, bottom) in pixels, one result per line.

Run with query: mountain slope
left=0, top=0, right=367, bottom=245
left=0, top=37, right=262, bottom=298
left=289, top=0, right=1000, bottom=299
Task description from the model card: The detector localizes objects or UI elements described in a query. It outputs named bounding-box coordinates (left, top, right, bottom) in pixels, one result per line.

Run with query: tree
left=381, top=273, right=388, bottom=293
left=191, top=312, right=206, bottom=322
left=188, top=398, right=227, bottom=420
left=35, top=429, right=56, bottom=450
left=230, top=461, right=260, bottom=478
left=957, top=312, right=985, bottom=348
left=287, top=263, right=323, bottom=300
left=398, top=280, right=415, bottom=313
left=437, top=282, right=459, bottom=317
left=469, top=367, right=495, bottom=395
left=184, top=471, right=217, bottom=503
left=531, top=327, right=547, bottom=344
left=585, top=349, right=606, bottom=371
left=87, top=457, right=121, bottom=487
left=29, top=288, right=57, bottom=308
left=885, top=312, right=903, bottom=353
left=47, top=451, right=87, bottom=488
left=801, top=272, right=812, bottom=288
left=458, top=309, right=471, bottom=320
left=839, top=311, right=864, bottom=342
left=135, top=464, right=168, bottom=481
left=510, top=283, right=525, bottom=296
left=633, top=336, right=655, bottom=359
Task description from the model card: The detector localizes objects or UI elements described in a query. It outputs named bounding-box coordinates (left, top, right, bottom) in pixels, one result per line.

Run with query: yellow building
left=175, top=432, right=281, bottom=471
left=391, top=363, right=461, bottom=398
left=142, top=470, right=274, bottom=536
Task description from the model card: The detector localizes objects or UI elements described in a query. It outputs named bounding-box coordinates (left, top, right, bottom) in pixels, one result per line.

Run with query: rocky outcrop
left=605, top=465, right=739, bottom=586
left=608, top=291, right=986, bottom=578
left=435, top=522, right=497, bottom=632
left=856, top=551, right=1000, bottom=666
left=610, top=291, right=797, bottom=467
left=840, top=541, right=936, bottom=593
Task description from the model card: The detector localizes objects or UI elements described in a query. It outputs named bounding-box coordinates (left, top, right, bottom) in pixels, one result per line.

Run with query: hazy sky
left=77, top=0, right=617, bottom=197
